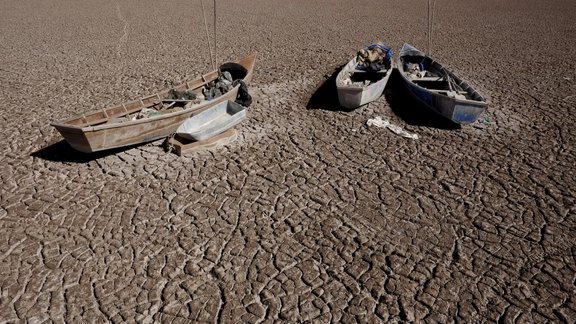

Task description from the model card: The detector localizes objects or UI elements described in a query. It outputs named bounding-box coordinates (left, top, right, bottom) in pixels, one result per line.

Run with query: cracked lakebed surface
left=1, top=0, right=575, bottom=322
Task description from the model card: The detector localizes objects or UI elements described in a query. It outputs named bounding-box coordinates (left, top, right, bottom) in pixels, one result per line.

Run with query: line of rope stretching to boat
left=201, top=0, right=215, bottom=70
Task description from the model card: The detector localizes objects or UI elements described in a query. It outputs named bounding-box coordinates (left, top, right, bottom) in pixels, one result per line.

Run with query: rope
left=214, top=0, right=217, bottom=70
left=428, top=0, right=436, bottom=55
left=200, top=0, right=215, bottom=70
left=428, top=0, right=430, bottom=54
left=166, top=133, right=176, bottom=155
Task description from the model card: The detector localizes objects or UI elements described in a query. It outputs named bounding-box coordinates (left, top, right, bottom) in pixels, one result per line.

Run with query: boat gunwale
left=336, top=56, right=392, bottom=89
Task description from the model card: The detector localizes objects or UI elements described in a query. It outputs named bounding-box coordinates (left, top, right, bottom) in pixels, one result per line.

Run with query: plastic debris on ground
left=366, top=116, right=419, bottom=139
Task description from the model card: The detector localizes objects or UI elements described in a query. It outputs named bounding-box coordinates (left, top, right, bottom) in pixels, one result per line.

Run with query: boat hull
left=398, top=75, right=486, bottom=124
left=336, top=57, right=392, bottom=109
left=51, top=55, right=255, bottom=153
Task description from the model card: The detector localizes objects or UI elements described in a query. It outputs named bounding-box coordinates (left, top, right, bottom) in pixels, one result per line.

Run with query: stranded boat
left=397, top=43, right=486, bottom=124
left=336, top=43, right=393, bottom=109
left=51, top=54, right=255, bottom=153
left=175, top=100, right=246, bottom=141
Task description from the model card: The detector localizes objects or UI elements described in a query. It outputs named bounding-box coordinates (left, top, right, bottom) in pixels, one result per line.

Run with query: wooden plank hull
left=51, top=55, right=255, bottom=153
left=336, top=57, right=392, bottom=109
left=397, top=44, right=486, bottom=124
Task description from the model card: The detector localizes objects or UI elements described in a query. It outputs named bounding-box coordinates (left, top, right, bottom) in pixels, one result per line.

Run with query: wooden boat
left=176, top=100, right=246, bottom=141
left=51, top=54, right=255, bottom=153
left=336, top=45, right=393, bottom=109
left=397, top=44, right=486, bottom=124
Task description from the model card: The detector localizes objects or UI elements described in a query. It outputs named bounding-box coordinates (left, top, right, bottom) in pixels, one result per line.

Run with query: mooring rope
left=213, top=0, right=217, bottom=70
left=201, top=0, right=215, bottom=70
left=428, top=0, right=436, bottom=55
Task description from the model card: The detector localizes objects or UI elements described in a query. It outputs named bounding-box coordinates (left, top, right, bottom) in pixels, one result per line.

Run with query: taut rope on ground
left=214, top=0, right=217, bottom=71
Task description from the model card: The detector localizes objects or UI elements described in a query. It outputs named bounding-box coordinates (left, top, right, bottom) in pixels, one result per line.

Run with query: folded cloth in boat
left=133, top=108, right=161, bottom=120
left=366, top=43, right=393, bottom=61
left=170, top=89, right=197, bottom=100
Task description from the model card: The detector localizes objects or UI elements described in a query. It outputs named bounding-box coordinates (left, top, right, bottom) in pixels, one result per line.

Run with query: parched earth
left=1, top=0, right=575, bottom=322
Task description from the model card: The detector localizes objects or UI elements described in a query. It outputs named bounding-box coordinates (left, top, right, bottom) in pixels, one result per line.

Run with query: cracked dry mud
left=1, top=0, right=575, bottom=322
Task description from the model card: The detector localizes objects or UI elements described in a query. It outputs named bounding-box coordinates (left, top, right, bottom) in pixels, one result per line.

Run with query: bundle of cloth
left=356, top=42, right=393, bottom=72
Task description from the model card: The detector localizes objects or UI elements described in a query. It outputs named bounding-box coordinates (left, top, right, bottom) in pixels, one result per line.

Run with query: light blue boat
left=176, top=100, right=246, bottom=141
left=336, top=43, right=393, bottom=109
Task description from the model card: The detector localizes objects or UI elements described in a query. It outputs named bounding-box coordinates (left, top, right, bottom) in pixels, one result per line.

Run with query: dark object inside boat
left=169, top=89, right=197, bottom=100
left=220, top=62, right=248, bottom=81
left=350, top=71, right=388, bottom=84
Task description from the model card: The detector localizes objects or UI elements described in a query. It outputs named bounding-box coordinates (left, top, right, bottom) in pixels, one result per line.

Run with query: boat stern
left=451, top=102, right=487, bottom=124
left=51, top=123, right=95, bottom=153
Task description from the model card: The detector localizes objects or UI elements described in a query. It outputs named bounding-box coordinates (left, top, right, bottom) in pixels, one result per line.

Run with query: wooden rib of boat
left=176, top=100, right=246, bottom=141
left=51, top=54, right=255, bottom=153
left=397, top=43, right=486, bottom=124
left=336, top=47, right=393, bottom=109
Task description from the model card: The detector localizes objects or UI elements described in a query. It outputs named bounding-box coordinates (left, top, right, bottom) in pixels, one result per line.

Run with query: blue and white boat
left=397, top=43, right=486, bottom=124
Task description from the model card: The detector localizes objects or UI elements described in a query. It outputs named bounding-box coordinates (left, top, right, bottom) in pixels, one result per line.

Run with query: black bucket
left=219, top=62, right=248, bottom=81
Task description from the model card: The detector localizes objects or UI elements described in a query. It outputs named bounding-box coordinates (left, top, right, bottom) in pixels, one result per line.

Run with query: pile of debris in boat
left=335, top=42, right=394, bottom=109
left=134, top=71, right=252, bottom=122
left=340, top=42, right=393, bottom=88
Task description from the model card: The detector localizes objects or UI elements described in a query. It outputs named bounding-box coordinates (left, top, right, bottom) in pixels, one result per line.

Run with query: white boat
left=175, top=100, right=246, bottom=141
left=336, top=44, right=393, bottom=109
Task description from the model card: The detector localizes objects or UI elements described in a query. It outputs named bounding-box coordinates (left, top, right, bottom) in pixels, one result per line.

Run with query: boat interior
left=61, top=62, right=249, bottom=128
left=400, top=54, right=485, bottom=101
left=349, top=70, right=388, bottom=84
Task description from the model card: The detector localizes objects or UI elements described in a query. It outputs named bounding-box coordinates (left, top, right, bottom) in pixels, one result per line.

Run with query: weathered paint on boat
left=397, top=44, right=486, bottom=124
left=336, top=56, right=392, bottom=109
left=51, top=54, right=255, bottom=153
left=176, top=100, right=246, bottom=141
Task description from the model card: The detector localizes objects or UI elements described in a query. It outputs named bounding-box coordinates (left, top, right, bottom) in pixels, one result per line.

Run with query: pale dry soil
left=1, top=0, right=575, bottom=323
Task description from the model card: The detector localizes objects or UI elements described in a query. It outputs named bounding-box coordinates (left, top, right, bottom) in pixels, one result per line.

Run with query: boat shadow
left=31, top=140, right=147, bottom=163
left=384, top=70, right=461, bottom=129
left=306, top=64, right=351, bottom=112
